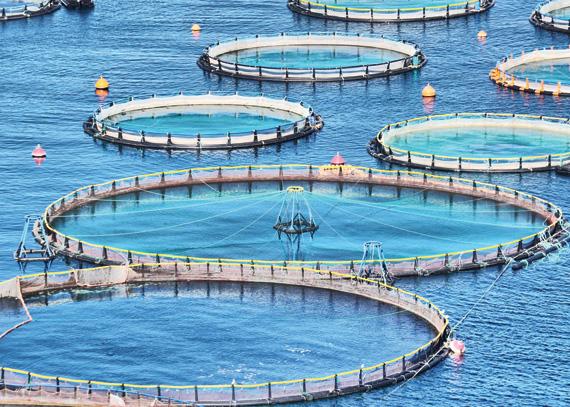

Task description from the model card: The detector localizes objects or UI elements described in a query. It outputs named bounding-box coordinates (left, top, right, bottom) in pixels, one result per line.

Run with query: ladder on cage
left=14, top=215, right=54, bottom=263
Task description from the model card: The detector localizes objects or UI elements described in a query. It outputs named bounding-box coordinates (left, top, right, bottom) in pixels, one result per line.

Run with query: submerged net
left=0, top=278, right=32, bottom=340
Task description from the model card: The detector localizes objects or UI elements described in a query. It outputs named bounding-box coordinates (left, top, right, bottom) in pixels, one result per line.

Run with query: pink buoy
left=449, top=339, right=466, bottom=356
left=32, top=144, right=46, bottom=166
left=330, top=152, right=345, bottom=166
left=32, top=144, right=46, bottom=158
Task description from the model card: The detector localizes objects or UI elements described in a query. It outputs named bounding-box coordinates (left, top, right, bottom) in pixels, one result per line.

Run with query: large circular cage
left=287, top=0, right=494, bottom=23
left=83, top=93, right=324, bottom=150
left=1, top=0, right=59, bottom=21
left=0, top=265, right=450, bottom=406
left=530, top=0, right=570, bottom=33
left=36, top=165, right=568, bottom=277
left=197, top=32, right=426, bottom=82
left=368, top=113, right=570, bottom=173
left=490, top=47, right=570, bottom=96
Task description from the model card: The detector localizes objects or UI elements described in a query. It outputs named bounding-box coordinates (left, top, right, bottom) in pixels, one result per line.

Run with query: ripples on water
left=1, top=0, right=569, bottom=405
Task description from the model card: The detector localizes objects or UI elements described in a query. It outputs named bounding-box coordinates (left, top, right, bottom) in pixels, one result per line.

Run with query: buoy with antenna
left=95, top=75, right=109, bottom=91
left=32, top=144, right=46, bottom=166
left=422, top=83, right=436, bottom=98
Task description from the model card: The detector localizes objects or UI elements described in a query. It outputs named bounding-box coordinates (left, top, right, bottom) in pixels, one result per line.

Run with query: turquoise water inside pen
left=314, top=0, right=453, bottom=9
left=103, top=112, right=297, bottom=136
left=507, top=57, right=570, bottom=84
left=222, top=45, right=406, bottom=69
left=1, top=0, right=570, bottom=405
left=0, top=282, right=435, bottom=385
left=51, top=183, right=545, bottom=262
left=548, top=6, right=570, bottom=19
left=387, top=123, right=570, bottom=158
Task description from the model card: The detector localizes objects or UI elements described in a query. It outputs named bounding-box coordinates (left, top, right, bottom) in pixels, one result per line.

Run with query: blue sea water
left=0, top=1, right=569, bottom=406
left=222, top=45, right=407, bottom=69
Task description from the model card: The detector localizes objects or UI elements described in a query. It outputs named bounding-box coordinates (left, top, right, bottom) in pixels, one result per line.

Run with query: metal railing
left=531, top=0, right=570, bottom=33
left=198, top=32, right=426, bottom=82
left=85, top=92, right=323, bottom=150
left=490, top=47, right=570, bottom=96
left=0, top=264, right=450, bottom=405
left=39, top=165, right=567, bottom=277
left=287, top=0, right=494, bottom=22
left=369, top=113, right=570, bottom=172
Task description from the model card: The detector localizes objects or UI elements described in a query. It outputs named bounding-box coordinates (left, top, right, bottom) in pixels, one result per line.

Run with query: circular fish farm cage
left=0, top=265, right=450, bottom=406
left=36, top=165, right=568, bottom=277
left=531, top=0, right=570, bottom=33
left=368, top=113, right=570, bottom=173
left=1, top=0, right=60, bottom=21
left=490, top=47, right=570, bottom=96
left=197, top=32, right=426, bottom=82
left=83, top=93, right=323, bottom=150
left=287, top=0, right=495, bottom=23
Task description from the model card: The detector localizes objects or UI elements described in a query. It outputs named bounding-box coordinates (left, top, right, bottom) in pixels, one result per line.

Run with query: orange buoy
left=554, top=82, right=562, bottom=96
left=422, top=83, right=436, bottom=98
left=95, top=75, right=109, bottom=91
left=477, top=30, right=487, bottom=39
left=191, top=23, right=201, bottom=32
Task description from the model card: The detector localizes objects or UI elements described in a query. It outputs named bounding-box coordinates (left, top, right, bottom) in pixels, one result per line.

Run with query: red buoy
left=330, top=152, right=345, bottom=166
left=32, top=144, right=46, bottom=158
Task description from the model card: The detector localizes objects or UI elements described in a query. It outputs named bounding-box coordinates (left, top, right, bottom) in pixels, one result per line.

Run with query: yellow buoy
left=535, top=80, right=544, bottom=95
left=422, top=83, right=436, bottom=98
left=554, top=82, right=562, bottom=96
left=522, top=78, right=530, bottom=91
left=191, top=23, right=201, bottom=32
left=95, top=75, right=109, bottom=91
left=477, top=30, right=487, bottom=39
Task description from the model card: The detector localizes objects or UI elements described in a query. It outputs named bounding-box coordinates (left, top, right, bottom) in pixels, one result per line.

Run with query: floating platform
left=368, top=113, right=570, bottom=173
left=1, top=0, right=60, bottom=21
left=287, top=0, right=495, bottom=23
left=36, top=165, right=568, bottom=277
left=530, top=0, right=570, bottom=33
left=197, top=32, right=426, bottom=82
left=0, top=264, right=450, bottom=406
left=490, top=47, right=570, bottom=96
left=83, top=92, right=323, bottom=150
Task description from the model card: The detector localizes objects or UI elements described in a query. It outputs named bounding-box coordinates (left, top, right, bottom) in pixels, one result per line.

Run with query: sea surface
left=0, top=1, right=569, bottom=405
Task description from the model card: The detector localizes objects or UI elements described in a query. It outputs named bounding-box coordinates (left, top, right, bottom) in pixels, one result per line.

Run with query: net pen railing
left=198, top=33, right=425, bottom=81
left=531, top=0, right=570, bottom=31
left=2, top=264, right=449, bottom=405
left=490, top=47, right=570, bottom=95
left=40, top=164, right=566, bottom=276
left=370, top=113, right=570, bottom=172
left=288, top=0, right=493, bottom=21
left=1, top=0, right=57, bottom=18
left=86, top=92, right=321, bottom=149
